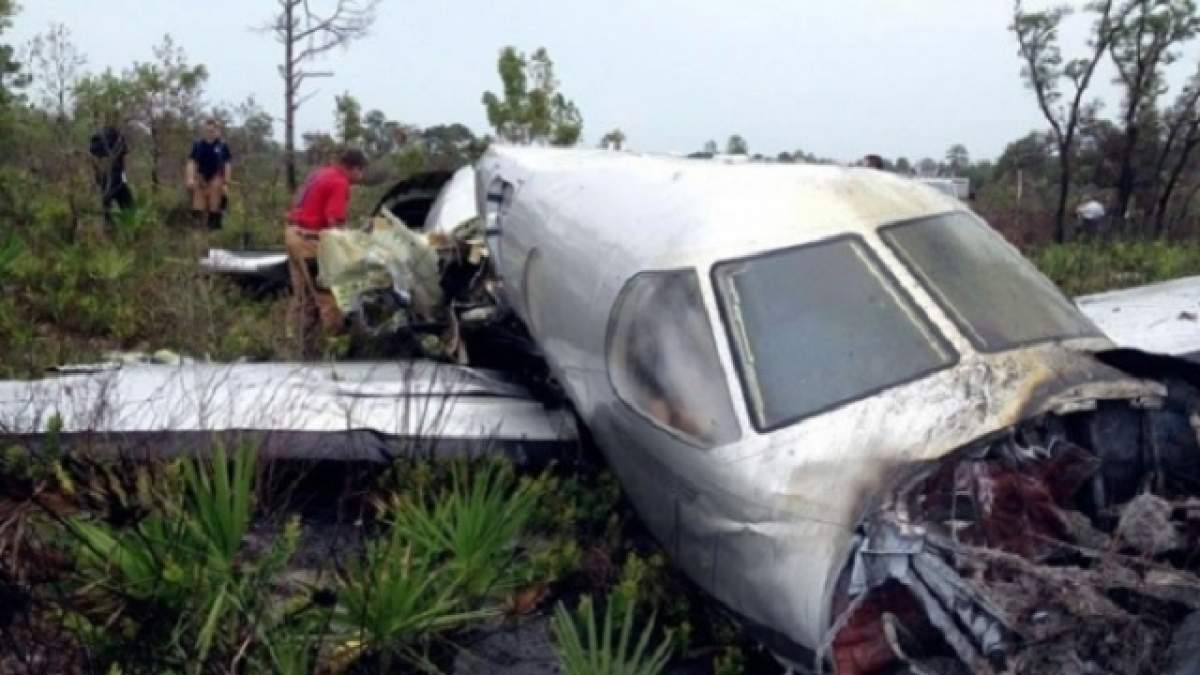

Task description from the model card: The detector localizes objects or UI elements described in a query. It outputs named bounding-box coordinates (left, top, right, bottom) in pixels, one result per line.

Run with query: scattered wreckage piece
left=1077, top=274, right=1200, bottom=361
left=198, top=248, right=290, bottom=293
left=0, top=359, right=577, bottom=464
left=198, top=168, right=492, bottom=361
left=475, top=146, right=1200, bottom=674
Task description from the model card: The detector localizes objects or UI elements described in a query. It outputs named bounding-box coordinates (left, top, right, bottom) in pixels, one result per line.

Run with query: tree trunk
left=1054, top=149, right=1071, bottom=244
left=1154, top=134, right=1200, bottom=238
left=284, top=1, right=297, bottom=194
left=150, top=123, right=161, bottom=194
left=1114, top=123, right=1139, bottom=225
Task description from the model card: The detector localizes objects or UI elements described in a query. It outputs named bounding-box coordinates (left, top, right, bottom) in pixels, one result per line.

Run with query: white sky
left=9, top=0, right=1200, bottom=163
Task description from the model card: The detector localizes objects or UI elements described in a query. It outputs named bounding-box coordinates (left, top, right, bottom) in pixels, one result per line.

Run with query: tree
left=264, top=0, right=380, bottom=192
left=726, top=134, right=748, bottom=155
left=702, top=139, right=718, bottom=155
left=334, top=91, right=363, bottom=145
left=482, top=46, right=583, bottom=146
left=917, top=157, right=940, bottom=176
left=74, top=70, right=140, bottom=130
left=0, top=0, right=24, bottom=106
left=1012, top=0, right=1124, bottom=242
left=945, top=144, right=970, bottom=174
left=895, top=157, right=913, bottom=174
left=24, top=25, right=89, bottom=234
left=599, top=128, right=626, bottom=150
left=422, top=123, right=485, bottom=169
left=302, top=130, right=337, bottom=166
left=1151, top=61, right=1200, bottom=234
left=362, top=109, right=404, bottom=158
left=1108, top=0, right=1200, bottom=223
left=128, top=35, right=208, bottom=192
left=25, top=23, right=85, bottom=118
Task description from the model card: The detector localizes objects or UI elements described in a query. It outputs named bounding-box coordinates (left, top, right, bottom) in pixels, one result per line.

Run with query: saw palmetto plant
left=552, top=595, right=673, bottom=675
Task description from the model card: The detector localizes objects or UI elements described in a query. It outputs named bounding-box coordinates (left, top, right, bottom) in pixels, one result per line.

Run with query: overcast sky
left=10, top=1, right=1200, bottom=163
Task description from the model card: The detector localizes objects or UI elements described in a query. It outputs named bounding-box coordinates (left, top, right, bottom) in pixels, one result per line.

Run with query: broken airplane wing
left=1077, top=274, right=1200, bottom=360
left=0, top=359, right=576, bottom=463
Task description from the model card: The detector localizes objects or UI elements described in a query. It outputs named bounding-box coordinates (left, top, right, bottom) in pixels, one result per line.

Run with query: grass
left=1032, top=239, right=1200, bottom=296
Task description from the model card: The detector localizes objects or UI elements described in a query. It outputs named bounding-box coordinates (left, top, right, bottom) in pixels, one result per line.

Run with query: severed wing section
left=0, top=359, right=577, bottom=463
left=1077, top=275, right=1200, bottom=360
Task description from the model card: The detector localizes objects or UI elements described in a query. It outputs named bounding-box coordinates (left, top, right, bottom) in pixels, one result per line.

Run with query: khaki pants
left=193, top=177, right=224, bottom=213
left=285, top=226, right=342, bottom=345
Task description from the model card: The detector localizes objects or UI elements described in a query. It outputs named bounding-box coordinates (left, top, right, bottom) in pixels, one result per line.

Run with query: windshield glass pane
left=714, top=236, right=956, bottom=431
left=608, top=270, right=741, bottom=448
left=880, top=212, right=1101, bottom=352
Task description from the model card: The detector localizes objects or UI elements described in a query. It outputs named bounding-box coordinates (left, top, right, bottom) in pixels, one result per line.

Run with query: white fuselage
left=476, top=146, right=1144, bottom=652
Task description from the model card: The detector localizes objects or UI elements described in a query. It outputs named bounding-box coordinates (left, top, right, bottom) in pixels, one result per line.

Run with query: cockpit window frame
left=878, top=211, right=1104, bottom=355
left=604, top=267, right=744, bottom=450
left=711, top=232, right=960, bottom=434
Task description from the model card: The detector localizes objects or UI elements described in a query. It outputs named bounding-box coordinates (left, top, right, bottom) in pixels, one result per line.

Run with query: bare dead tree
left=1108, top=0, right=1200, bottom=227
left=1012, top=0, right=1124, bottom=243
left=1150, top=60, right=1200, bottom=235
left=264, top=0, right=380, bottom=193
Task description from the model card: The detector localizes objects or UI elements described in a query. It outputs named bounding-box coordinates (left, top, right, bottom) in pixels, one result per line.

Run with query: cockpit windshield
left=879, top=212, right=1102, bottom=352
left=608, top=270, right=742, bottom=448
left=714, top=235, right=956, bottom=432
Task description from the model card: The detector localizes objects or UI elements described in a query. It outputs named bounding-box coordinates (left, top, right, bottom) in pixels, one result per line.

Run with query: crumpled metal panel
left=0, top=360, right=577, bottom=461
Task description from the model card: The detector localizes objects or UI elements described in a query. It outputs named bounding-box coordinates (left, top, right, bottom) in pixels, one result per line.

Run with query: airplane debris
left=0, top=360, right=576, bottom=463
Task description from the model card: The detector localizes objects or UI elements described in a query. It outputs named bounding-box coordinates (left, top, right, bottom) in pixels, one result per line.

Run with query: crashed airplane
left=8, top=146, right=1200, bottom=673
left=476, top=147, right=1200, bottom=673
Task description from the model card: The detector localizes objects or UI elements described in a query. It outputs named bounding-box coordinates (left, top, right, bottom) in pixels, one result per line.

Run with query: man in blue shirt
left=186, top=118, right=233, bottom=230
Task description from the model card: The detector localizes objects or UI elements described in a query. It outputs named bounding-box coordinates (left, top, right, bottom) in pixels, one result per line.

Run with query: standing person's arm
left=222, top=144, right=233, bottom=187
left=186, top=142, right=198, bottom=188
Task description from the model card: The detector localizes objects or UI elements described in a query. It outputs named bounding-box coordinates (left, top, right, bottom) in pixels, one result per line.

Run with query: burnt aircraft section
left=831, top=358, right=1200, bottom=674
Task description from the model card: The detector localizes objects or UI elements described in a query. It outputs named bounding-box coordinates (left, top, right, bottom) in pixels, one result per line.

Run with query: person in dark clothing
left=88, top=126, right=135, bottom=227
left=186, top=118, right=233, bottom=230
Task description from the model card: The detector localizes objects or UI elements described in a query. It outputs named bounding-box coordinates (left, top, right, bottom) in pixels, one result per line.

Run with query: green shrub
left=389, top=459, right=545, bottom=602
left=552, top=595, right=673, bottom=675
left=63, top=445, right=318, bottom=673
left=333, top=523, right=493, bottom=671
left=1033, top=240, right=1200, bottom=295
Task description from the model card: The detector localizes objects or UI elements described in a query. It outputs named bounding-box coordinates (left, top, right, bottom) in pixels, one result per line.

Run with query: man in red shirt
left=285, top=149, right=368, bottom=347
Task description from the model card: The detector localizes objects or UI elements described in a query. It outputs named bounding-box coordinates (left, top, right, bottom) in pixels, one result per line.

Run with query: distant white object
left=1076, top=200, right=1106, bottom=221
left=1077, top=275, right=1200, bottom=358
left=423, top=166, right=477, bottom=234
left=918, top=177, right=970, bottom=200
